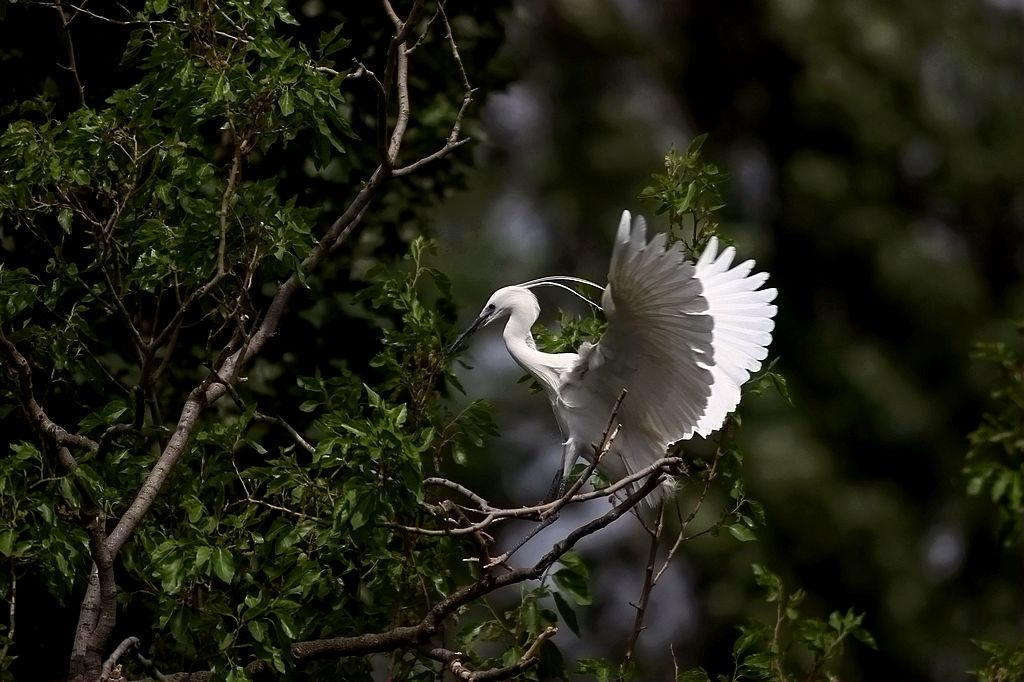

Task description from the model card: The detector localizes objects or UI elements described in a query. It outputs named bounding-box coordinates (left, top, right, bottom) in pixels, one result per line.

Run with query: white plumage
left=456, top=210, right=777, bottom=506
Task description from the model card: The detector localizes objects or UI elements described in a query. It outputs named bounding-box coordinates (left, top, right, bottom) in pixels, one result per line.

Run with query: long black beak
left=450, top=313, right=488, bottom=354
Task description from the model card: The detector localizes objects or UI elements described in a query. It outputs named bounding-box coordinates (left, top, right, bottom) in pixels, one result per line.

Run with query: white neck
left=501, top=308, right=577, bottom=397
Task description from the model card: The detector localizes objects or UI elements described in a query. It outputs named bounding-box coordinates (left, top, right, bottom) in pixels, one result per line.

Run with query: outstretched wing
left=690, top=236, right=777, bottom=436
left=559, top=211, right=776, bottom=479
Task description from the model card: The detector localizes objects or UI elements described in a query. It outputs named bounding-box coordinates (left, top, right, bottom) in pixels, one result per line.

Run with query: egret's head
left=452, top=286, right=539, bottom=350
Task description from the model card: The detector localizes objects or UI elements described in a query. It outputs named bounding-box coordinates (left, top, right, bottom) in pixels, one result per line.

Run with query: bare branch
left=0, top=329, right=98, bottom=453
left=55, top=0, right=86, bottom=107
left=253, top=411, right=315, bottom=454
left=652, top=448, right=722, bottom=585
left=391, top=137, right=470, bottom=176
left=235, top=496, right=313, bottom=521
left=424, top=476, right=492, bottom=511
left=387, top=456, right=682, bottom=537
left=217, top=130, right=247, bottom=277
left=100, top=636, right=139, bottom=682
left=425, top=625, right=557, bottom=680
left=105, top=385, right=207, bottom=555
left=381, top=0, right=401, bottom=28
left=392, top=2, right=475, bottom=177
left=386, top=42, right=410, bottom=164
left=36, top=1, right=169, bottom=26
left=624, top=502, right=664, bottom=665
left=292, top=471, right=662, bottom=662
left=69, top=570, right=100, bottom=677
left=439, top=2, right=472, bottom=95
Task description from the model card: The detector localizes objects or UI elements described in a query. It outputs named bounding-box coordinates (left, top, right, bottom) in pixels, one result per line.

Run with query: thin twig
left=217, top=131, right=246, bottom=277
left=290, top=473, right=661, bottom=662
left=385, top=456, right=681, bottom=538
left=36, top=1, right=169, bottom=26
left=652, top=448, right=722, bottom=585
left=253, top=411, right=314, bottom=454
left=391, top=137, right=470, bottom=176
left=425, top=625, right=557, bottom=681
left=392, top=2, right=475, bottom=177
left=624, top=502, right=664, bottom=665
left=55, top=0, right=86, bottom=107
left=424, top=477, right=492, bottom=511
left=240, top=496, right=313, bottom=520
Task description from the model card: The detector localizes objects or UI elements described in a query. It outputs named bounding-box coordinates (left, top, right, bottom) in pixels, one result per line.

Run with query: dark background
left=436, top=1, right=1024, bottom=680
left=2, top=1, right=1024, bottom=680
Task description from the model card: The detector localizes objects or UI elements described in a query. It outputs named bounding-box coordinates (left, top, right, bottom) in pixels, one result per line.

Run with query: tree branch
left=624, top=502, right=664, bottom=666
left=653, top=448, right=723, bottom=585
left=392, top=2, right=474, bottom=176
left=386, top=456, right=683, bottom=537
left=69, top=4, right=486, bottom=675
left=100, top=636, right=139, bottom=682
left=104, top=385, right=208, bottom=555
left=424, top=625, right=557, bottom=680
left=0, top=329, right=98, bottom=453
left=55, top=0, right=86, bottom=107
left=87, top=515, right=118, bottom=671
left=291, top=471, right=662, bottom=661
left=217, top=130, right=248, bottom=277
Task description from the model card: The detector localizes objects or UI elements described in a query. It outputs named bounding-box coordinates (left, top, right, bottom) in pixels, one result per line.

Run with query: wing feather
left=560, top=213, right=777, bottom=504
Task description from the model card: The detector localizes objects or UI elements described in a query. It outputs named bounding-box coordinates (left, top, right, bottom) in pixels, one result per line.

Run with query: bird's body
left=457, top=211, right=777, bottom=506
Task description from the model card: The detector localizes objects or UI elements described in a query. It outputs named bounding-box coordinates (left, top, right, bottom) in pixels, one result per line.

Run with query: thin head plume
left=519, top=276, right=604, bottom=312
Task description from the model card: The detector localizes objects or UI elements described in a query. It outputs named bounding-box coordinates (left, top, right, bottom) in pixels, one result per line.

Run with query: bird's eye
left=485, top=304, right=495, bottom=313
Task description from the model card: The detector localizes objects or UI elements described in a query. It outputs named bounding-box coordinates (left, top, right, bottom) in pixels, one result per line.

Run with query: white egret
left=455, top=210, right=777, bottom=506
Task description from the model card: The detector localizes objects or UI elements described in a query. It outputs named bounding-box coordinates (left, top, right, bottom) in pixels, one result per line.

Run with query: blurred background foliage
left=436, top=1, right=1024, bottom=680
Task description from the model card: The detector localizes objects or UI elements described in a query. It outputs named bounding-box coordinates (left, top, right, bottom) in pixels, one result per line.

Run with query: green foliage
left=357, top=236, right=499, bottom=467
left=458, top=552, right=591, bottom=681
left=638, top=134, right=726, bottom=253
left=533, top=308, right=607, bottom=356
left=0, top=0, right=505, bottom=678
left=965, top=327, right=1024, bottom=545
left=970, top=639, right=1024, bottom=682
left=681, top=565, right=874, bottom=682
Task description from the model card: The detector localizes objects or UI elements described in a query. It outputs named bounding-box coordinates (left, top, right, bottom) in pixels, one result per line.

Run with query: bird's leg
left=545, top=469, right=565, bottom=504
left=545, top=440, right=581, bottom=502
left=490, top=444, right=583, bottom=568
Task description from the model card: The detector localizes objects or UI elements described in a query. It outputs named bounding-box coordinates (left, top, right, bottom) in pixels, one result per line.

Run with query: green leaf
left=279, top=89, right=294, bottom=117
left=553, top=591, right=580, bottom=636
left=158, top=556, right=185, bottom=593
left=728, top=523, right=757, bottom=542
left=195, top=546, right=212, bottom=573
left=318, top=25, right=351, bottom=57
left=0, top=529, right=14, bottom=557
left=184, top=495, right=205, bottom=524
left=273, top=3, right=300, bottom=25
left=677, top=667, right=712, bottom=682
left=212, top=547, right=235, bottom=584
left=553, top=567, right=592, bottom=606
left=57, top=207, right=72, bottom=232
left=576, top=658, right=617, bottom=682
left=247, top=619, right=268, bottom=643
